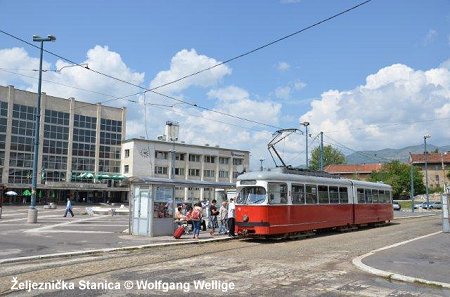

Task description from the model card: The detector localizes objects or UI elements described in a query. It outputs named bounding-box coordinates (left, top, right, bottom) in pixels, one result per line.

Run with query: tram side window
left=292, top=184, right=305, bottom=204
left=372, top=190, right=379, bottom=203
left=237, top=186, right=266, bottom=204
left=268, top=183, right=288, bottom=204
left=357, top=188, right=365, bottom=203
left=381, top=190, right=390, bottom=203
left=365, top=189, right=373, bottom=203
left=378, top=190, right=385, bottom=203
left=329, top=186, right=339, bottom=203
left=306, top=184, right=317, bottom=204
left=318, top=185, right=329, bottom=204
left=339, top=187, right=348, bottom=203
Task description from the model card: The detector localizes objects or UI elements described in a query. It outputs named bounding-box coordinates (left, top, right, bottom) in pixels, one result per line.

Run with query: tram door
left=132, top=188, right=152, bottom=236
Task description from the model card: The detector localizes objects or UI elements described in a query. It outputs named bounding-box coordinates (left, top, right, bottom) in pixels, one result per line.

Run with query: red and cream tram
left=235, top=167, right=393, bottom=237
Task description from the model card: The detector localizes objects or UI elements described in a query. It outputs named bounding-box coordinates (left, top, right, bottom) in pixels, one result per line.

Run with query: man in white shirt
left=64, top=197, right=74, bottom=217
left=227, top=198, right=236, bottom=237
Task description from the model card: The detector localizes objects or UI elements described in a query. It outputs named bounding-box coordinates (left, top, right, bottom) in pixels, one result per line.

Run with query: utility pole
left=410, top=164, right=415, bottom=213
left=259, top=159, right=264, bottom=171
left=301, top=122, right=310, bottom=168
left=320, top=132, right=324, bottom=171
left=424, top=135, right=431, bottom=208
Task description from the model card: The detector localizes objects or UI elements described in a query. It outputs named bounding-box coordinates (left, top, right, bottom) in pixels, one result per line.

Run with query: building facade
left=324, top=163, right=383, bottom=181
left=0, top=85, right=127, bottom=204
left=121, top=138, right=250, bottom=201
left=409, top=152, right=450, bottom=190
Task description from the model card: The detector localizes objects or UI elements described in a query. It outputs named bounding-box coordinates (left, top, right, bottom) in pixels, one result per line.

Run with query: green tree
left=369, top=161, right=425, bottom=199
left=309, top=145, right=346, bottom=170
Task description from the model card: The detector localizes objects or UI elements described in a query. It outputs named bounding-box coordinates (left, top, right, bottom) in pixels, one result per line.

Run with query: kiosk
left=128, top=177, right=235, bottom=237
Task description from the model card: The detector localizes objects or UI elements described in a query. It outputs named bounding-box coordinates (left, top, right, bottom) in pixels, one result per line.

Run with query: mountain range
left=345, top=144, right=450, bottom=164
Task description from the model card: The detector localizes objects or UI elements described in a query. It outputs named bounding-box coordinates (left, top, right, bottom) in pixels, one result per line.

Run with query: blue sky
left=0, top=0, right=449, bottom=168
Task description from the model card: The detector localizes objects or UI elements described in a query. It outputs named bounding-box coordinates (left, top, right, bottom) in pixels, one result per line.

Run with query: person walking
left=218, top=201, right=228, bottom=234
left=64, top=197, right=74, bottom=217
left=209, top=199, right=219, bottom=235
left=191, top=202, right=203, bottom=239
left=227, top=198, right=236, bottom=237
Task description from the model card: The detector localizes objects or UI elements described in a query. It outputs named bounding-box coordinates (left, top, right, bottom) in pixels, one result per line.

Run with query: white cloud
left=0, top=46, right=145, bottom=106
left=300, top=62, right=450, bottom=151
left=150, top=49, right=231, bottom=94
left=277, top=61, right=290, bottom=72
left=423, top=29, right=438, bottom=46
left=274, top=79, right=306, bottom=100
left=275, top=86, right=291, bottom=100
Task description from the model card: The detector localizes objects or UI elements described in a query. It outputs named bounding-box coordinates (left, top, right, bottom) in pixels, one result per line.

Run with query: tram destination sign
left=240, top=180, right=257, bottom=185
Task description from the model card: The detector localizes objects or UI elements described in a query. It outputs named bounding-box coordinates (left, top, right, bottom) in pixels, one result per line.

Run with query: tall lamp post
left=301, top=122, right=310, bottom=168
left=424, top=134, right=431, bottom=209
left=28, top=35, right=56, bottom=224
left=259, top=159, right=264, bottom=172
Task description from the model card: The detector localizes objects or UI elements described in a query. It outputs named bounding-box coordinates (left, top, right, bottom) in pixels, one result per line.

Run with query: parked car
left=425, top=202, right=442, bottom=209
left=414, top=202, right=429, bottom=209
left=393, top=201, right=401, bottom=211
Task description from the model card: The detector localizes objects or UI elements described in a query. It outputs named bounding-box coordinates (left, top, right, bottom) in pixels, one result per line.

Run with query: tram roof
left=238, top=168, right=391, bottom=190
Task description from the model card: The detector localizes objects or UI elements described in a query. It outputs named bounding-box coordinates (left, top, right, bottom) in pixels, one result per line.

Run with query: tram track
left=0, top=215, right=440, bottom=295
left=0, top=240, right=260, bottom=295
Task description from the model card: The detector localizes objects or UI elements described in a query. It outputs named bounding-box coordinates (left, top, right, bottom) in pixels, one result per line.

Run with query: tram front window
left=237, top=187, right=267, bottom=204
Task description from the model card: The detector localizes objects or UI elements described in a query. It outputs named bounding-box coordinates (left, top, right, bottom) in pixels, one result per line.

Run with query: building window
left=204, top=155, right=215, bottom=163
left=233, top=158, right=243, bottom=165
left=124, top=165, right=129, bottom=174
left=155, top=151, right=169, bottom=159
left=175, top=153, right=185, bottom=161
left=189, top=168, right=200, bottom=176
left=232, top=171, right=239, bottom=178
left=189, top=154, right=200, bottom=162
left=174, top=168, right=185, bottom=176
left=125, top=149, right=130, bottom=158
left=155, top=166, right=168, bottom=175
left=219, top=157, right=229, bottom=164
left=219, top=170, right=229, bottom=178
left=204, top=169, right=215, bottom=178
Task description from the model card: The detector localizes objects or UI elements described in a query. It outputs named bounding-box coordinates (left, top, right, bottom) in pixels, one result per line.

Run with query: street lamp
left=28, top=35, right=56, bottom=223
left=259, top=159, right=264, bottom=172
left=301, top=122, right=310, bottom=168
left=424, top=134, right=431, bottom=209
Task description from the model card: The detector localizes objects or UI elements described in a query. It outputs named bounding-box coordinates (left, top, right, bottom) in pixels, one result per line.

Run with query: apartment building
left=121, top=137, right=249, bottom=201
left=410, top=152, right=450, bottom=190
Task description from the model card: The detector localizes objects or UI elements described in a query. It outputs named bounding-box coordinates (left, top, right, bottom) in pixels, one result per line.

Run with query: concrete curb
left=352, top=231, right=450, bottom=289
left=0, top=236, right=232, bottom=265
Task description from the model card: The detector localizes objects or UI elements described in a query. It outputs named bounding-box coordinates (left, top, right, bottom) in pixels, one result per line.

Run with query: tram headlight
left=243, top=214, right=249, bottom=222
